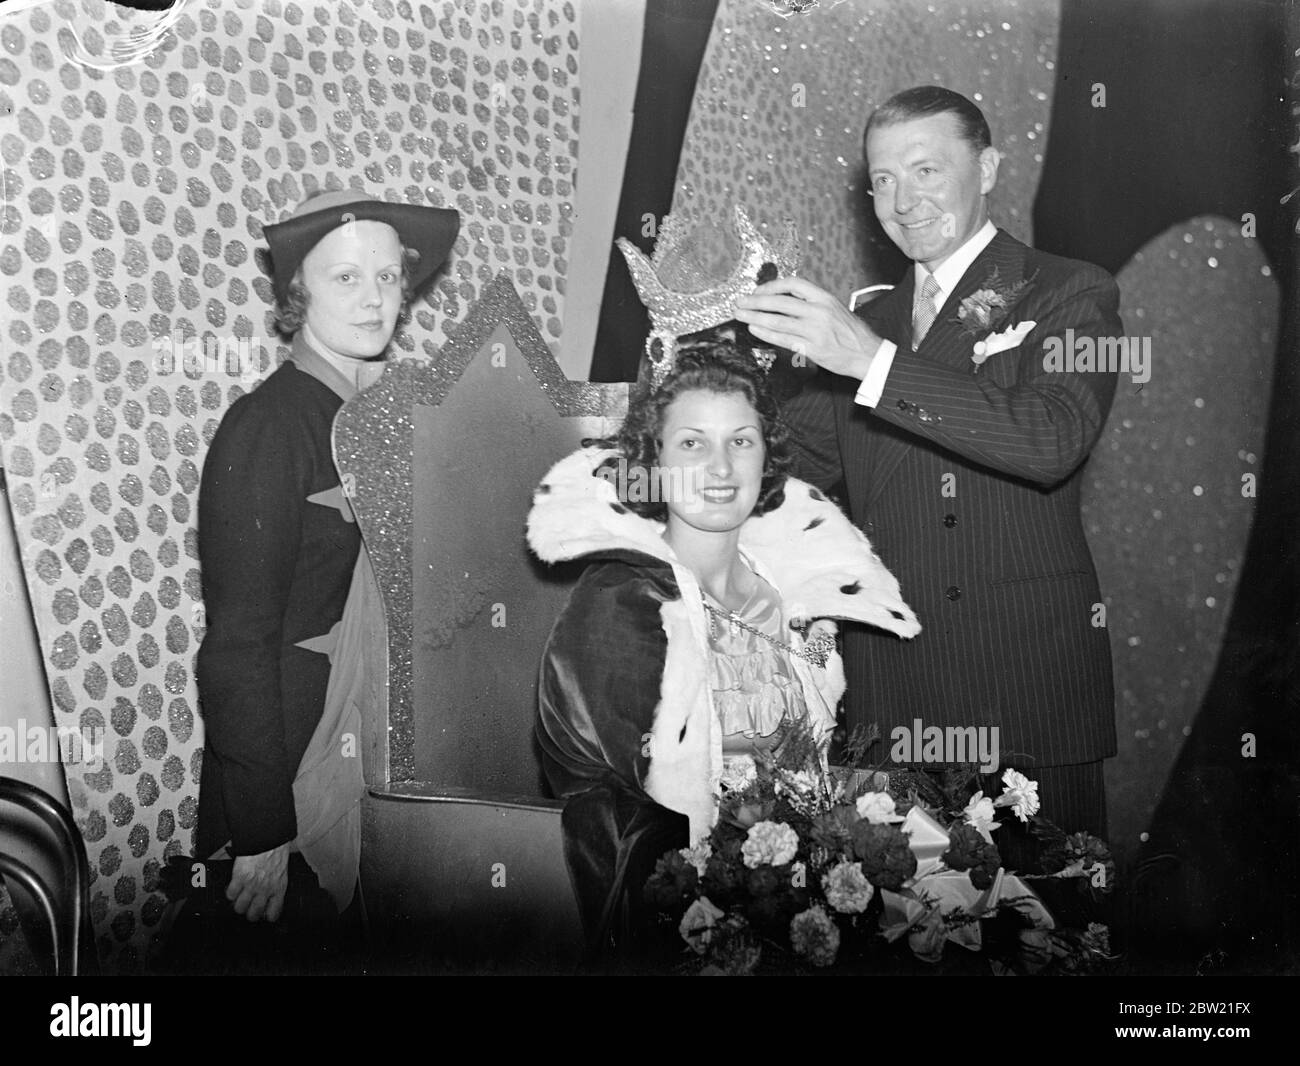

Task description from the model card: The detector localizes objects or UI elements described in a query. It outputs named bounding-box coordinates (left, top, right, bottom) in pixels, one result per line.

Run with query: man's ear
left=978, top=146, right=1001, bottom=195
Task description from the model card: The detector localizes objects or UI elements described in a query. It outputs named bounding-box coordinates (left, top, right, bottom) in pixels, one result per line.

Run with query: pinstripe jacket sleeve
left=779, top=370, right=846, bottom=493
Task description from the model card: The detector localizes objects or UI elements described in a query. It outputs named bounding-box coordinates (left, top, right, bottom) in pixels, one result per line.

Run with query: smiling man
left=734, top=86, right=1123, bottom=841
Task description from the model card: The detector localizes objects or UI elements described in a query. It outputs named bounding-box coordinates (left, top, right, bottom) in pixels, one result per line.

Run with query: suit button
left=943, top=513, right=957, bottom=528
left=863, top=520, right=875, bottom=535
left=896, top=398, right=909, bottom=411
left=945, top=585, right=962, bottom=601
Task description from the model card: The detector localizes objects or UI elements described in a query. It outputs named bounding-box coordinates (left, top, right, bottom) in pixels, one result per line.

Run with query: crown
left=617, top=205, right=800, bottom=387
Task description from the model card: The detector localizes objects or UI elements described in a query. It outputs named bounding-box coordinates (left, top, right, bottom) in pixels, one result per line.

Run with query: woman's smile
left=658, top=389, right=766, bottom=537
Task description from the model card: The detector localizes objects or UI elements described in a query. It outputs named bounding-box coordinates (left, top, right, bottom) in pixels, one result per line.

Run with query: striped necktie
left=911, top=273, right=941, bottom=350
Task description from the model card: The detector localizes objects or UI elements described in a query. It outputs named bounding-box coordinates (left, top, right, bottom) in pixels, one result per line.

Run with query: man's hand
left=734, top=276, right=884, bottom=380
left=228, top=844, right=290, bottom=923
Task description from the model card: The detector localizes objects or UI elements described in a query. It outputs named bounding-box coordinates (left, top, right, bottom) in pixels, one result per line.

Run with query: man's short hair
left=864, top=85, right=992, bottom=155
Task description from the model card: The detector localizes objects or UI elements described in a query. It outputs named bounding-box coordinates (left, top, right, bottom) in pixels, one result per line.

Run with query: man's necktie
left=911, top=273, right=941, bottom=350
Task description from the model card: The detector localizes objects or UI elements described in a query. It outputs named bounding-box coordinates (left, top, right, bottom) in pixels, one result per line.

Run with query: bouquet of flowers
left=642, top=720, right=1116, bottom=975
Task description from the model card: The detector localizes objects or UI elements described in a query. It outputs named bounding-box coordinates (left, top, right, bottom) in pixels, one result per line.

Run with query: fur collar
left=527, top=447, right=920, bottom=638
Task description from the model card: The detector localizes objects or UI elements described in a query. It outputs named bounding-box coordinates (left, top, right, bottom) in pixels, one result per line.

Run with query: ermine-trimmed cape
left=528, top=446, right=918, bottom=950
left=529, top=446, right=920, bottom=840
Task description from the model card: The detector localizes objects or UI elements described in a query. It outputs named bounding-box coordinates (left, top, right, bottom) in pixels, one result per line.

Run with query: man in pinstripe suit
left=735, top=86, right=1119, bottom=837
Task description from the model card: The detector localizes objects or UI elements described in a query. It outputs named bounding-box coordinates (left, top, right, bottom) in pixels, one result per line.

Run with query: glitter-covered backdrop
left=0, top=0, right=579, bottom=973
left=1088, top=217, right=1275, bottom=860
left=0, top=0, right=1282, bottom=976
left=670, top=0, right=1060, bottom=293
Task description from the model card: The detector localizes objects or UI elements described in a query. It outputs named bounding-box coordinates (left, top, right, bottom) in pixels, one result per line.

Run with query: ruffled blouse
left=705, top=577, right=808, bottom=744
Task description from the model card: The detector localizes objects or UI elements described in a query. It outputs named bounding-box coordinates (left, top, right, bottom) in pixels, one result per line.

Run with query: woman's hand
left=228, top=844, right=290, bottom=922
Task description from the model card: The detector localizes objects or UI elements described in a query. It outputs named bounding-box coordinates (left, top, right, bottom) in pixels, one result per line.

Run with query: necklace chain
left=700, top=594, right=833, bottom=669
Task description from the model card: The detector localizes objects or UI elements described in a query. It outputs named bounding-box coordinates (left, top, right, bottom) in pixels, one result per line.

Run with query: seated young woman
left=527, top=334, right=918, bottom=957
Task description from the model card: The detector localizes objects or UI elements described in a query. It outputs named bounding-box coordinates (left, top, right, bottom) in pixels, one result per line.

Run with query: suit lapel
left=915, top=230, right=1028, bottom=370
left=862, top=230, right=1029, bottom=511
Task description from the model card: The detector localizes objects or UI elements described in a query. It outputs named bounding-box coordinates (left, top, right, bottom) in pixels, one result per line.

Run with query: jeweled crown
left=617, top=205, right=800, bottom=387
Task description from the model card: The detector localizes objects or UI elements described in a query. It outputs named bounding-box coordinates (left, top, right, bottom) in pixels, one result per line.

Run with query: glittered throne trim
left=332, top=274, right=627, bottom=785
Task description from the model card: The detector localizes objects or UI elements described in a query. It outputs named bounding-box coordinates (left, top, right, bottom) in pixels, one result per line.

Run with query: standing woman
left=191, top=190, right=458, bottom=967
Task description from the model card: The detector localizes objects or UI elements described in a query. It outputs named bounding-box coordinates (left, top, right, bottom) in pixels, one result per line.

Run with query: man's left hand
left=734, top=277, right=883, bottom=380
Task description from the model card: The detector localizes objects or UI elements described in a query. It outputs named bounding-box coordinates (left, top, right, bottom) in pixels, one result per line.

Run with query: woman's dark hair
left=600, top=333, right=793, bottom=521
left=273, top=249, right=417, bottom=338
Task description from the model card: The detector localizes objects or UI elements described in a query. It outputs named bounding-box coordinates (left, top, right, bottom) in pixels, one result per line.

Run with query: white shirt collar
left=914, top=218, right=998, bottom=304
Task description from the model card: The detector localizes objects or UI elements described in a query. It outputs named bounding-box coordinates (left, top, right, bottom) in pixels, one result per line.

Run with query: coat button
left=943, top=513, right=957, bottom=528
left=945, top=585, right=962, bottom=601
left=896, top=398, right=909, bottom=411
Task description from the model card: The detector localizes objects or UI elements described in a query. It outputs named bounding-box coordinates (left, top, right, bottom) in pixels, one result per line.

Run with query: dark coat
left=195, top=350, right=361, bottom=859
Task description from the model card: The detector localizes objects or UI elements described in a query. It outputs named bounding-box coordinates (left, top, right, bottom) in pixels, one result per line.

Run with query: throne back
left=335, top=276, right=627, bottom=968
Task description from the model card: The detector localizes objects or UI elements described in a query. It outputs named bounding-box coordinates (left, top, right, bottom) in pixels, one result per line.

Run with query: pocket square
left=972, top=320, right=1037, bottom=366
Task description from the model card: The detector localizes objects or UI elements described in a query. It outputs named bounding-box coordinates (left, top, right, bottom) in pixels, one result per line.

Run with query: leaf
left=842, top=722, right=880, bottom=769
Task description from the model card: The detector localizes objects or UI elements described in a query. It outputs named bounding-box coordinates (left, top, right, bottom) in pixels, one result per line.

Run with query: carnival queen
left=526, top=208, right=920, bottom=956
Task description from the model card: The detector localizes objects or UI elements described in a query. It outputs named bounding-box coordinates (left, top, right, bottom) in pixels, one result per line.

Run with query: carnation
left=746, top=873, right=797, bottom=927
left=679, top=896, right=725, bottom=955
left=850, top=821, right=917, bottom=891
left=822, top=860, right=875, bottom=914
left=745, top=863, right=783, bottom=899
left=741, top=820, right=799, bottom=869
left=1065, top=831, right=1115, bottom=893
left=942, top=822, right=1002, bottom=890
left=710, top=915, right=763, bottom=976
left=775, top=769, right=823, bottom=813
left=808, top=808, right=855, bottom=853
left=854, top=790, right=905, bottom=825
left=720, top=757, right=758, bottom=792
left=963, top=791, right=998, bottom=835
left=996, top=768, right=1041, bottom=823
left=702, top=846, right=746, bottom=902
left=643, top=849, right=699, bottom=912
left=679, top=840, right=713, bottom=878
left=789, top=905, right=840, bottom=967
left=1082, top=922, right=1112, bottom=957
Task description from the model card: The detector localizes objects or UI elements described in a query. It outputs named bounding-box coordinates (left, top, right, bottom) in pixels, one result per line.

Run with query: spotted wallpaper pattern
left=0, top=0, right=579, bottom=972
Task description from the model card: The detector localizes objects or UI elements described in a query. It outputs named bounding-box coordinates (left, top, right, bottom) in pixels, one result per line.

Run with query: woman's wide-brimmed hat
left=263, top=189, right=460, bottom=305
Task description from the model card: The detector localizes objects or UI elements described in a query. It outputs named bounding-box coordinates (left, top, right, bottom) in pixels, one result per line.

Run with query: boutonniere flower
left=954, top=266, right=1036, bottom=369
left=972, top=319, right=1037, bottom=367
left=954, top=267, right=1034, bottom=335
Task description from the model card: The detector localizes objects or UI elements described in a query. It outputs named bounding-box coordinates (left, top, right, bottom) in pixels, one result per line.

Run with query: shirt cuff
left=854, top=340, right=898, bottom=408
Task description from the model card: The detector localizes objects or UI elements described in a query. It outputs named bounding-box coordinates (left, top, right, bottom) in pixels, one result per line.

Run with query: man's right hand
left=228, top=843, right=290, bottom=922
left=734, top=276, right=885, bottom=380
